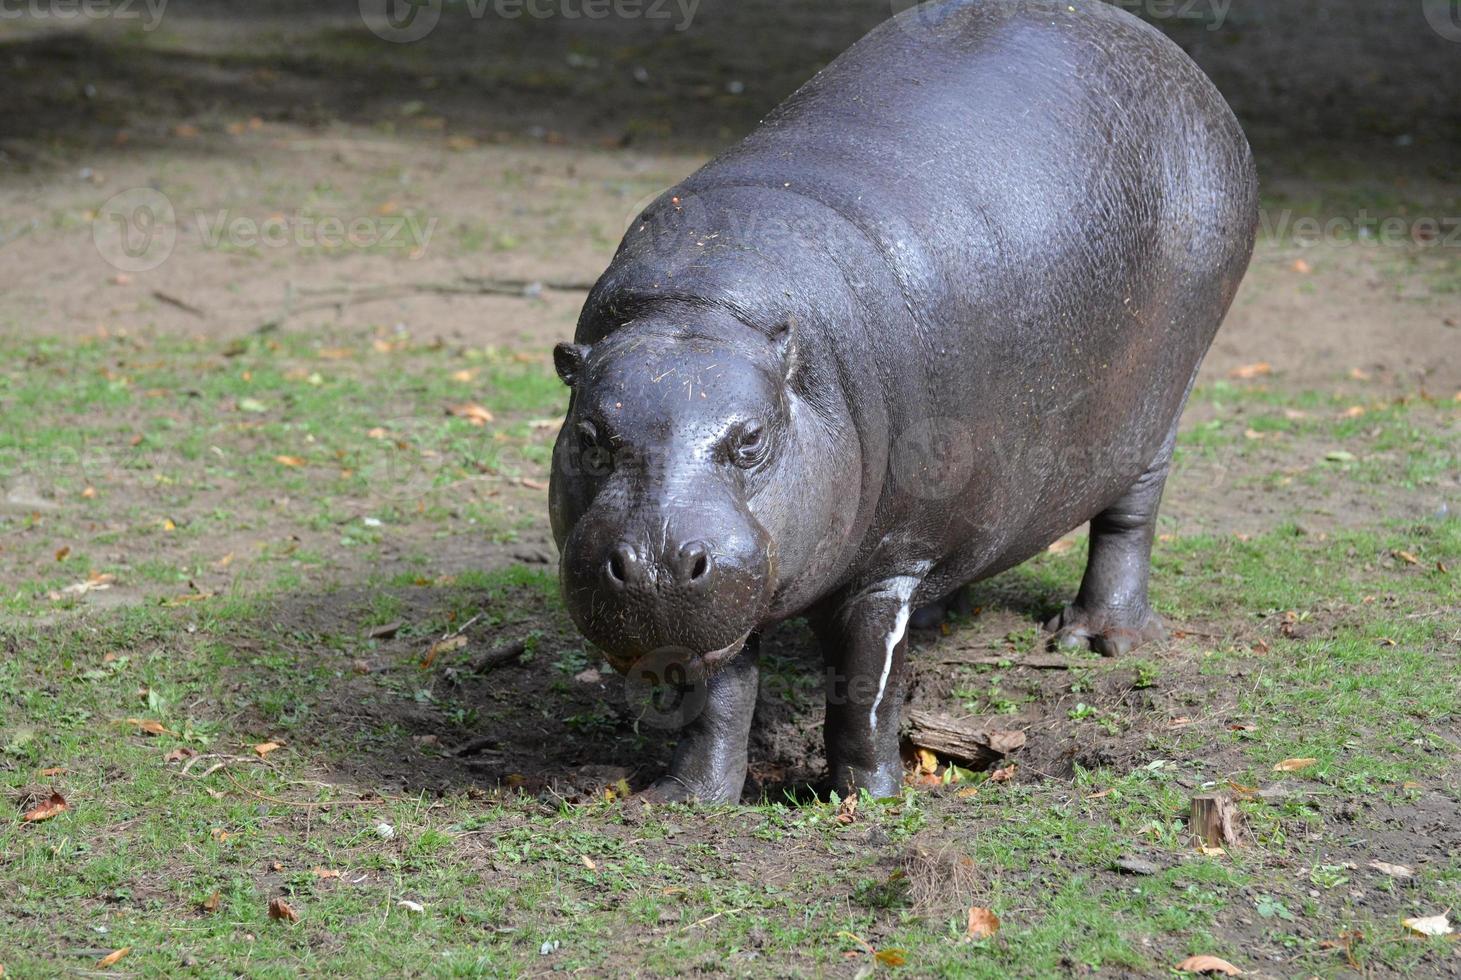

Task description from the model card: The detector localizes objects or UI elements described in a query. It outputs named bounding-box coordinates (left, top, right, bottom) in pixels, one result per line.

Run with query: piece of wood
left=936, top=651, right=1072, bottom=669
left=1189, top=792, right=1241, bottom=848
left=906, top=710, right=1026, bottom=768
left=465, top=639, right=527, bottom=674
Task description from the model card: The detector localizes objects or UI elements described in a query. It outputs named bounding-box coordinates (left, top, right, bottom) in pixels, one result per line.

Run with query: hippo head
left=548, top=314, right=826, bottom=674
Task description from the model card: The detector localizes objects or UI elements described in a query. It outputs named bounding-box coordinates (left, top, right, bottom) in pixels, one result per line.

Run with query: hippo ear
left=553, top=342, right=591, bottom=387
left=771, top=319, right=800, bottom=385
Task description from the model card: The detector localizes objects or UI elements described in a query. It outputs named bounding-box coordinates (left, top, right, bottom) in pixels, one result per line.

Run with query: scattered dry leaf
left=1273, top=757, right=1318, bottom=772
left=421, top=633, right=467, bottom=668
left=835, top=794, right=859, bottom=825
left=1367, top=860, right=1413, bottom=878
left=580, top=855, right=597, bottom=871
left=447, top=403, right=493, bottom=426
left=21, top=791, right=67, bottom=823
left=274, top=455, right=307, bottom=468
left=253, top=741, right=283, bottom=758
left=124, top=717, right=173, bottom=736
left=312, top=867, right=342, bottom=879
left=1228, top=362, right=1272, bottom=380
left=1401, top=913, right=1452, bottom=937
left=397, top=898, right=426, bottom=913
left=201, top=891, right=221, bottom=913
left=164, top=746, right=196, bottom=763
left=874, top=948, right=907, bottom=967
left=1175, top=954, right=1241, bottom=975
left=1046, top=538, right=1075, bottom=554
left=966, top=907, right=1000, bottom=940
left=268, top=897, right=299, bottom=922
left=988, top=765, right=1016, bottom=782
left=1392, top=550, right=1419, bottom=565
left=519, top=477, right=549, bottom=491
left=1290, top=258, right=1311, bottom=274
left=54, top=546, right=70, bottom=561
left=97, top=947, right=131, bottom=968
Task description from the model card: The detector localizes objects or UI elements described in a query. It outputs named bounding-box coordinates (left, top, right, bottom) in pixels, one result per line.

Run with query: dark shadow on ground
left=211, top=555, right=1159, bottom=805
left=2, top=0, right=1458, bottom=177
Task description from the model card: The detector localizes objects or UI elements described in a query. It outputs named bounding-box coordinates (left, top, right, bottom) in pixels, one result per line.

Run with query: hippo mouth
left=599, top=630, right=753, bottom=677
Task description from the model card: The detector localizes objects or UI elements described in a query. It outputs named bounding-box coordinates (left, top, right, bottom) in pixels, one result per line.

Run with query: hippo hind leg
left=1046, top=428, right=1177, bottom=657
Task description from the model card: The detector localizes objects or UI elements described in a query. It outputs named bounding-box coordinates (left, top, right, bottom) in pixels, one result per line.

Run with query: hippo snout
left=603, top=538, right=713, bottom=590
left=560, top=513, right=770, bottom=672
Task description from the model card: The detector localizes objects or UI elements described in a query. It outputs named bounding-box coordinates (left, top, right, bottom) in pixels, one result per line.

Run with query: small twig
left=151, top=289, right=207, bottom=318
left=178, top=753, right=258, bottom=776
left=685, top=908, right=744, bottom=930
left=450, top=734, right=501, bottom=758
left=465, top=638, right=527, bottom=674
left=222, top=771, right=386, bottom=808
left=257, top=275, right=594, bottom=330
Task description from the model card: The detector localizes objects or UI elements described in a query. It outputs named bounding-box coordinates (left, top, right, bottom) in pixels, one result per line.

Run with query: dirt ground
left=1, top=2, right=1459, bottom=975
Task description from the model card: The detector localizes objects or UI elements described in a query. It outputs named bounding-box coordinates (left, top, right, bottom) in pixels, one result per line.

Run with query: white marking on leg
left=869, top=576, right=920, bottom=732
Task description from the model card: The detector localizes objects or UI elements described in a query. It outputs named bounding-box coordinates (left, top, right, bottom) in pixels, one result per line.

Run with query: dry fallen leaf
left=421, top=633, right=467, bottom=668
left=1367, top=860, right=1413, bottom=878
left=1290, top=258, right=1311, bottom=274
left=518, top=477, right=549, bottom=491
left=253, top=741, right=283, bottom=758
left=54, top=546, right=70, bottom=561
left=988, top=765, right=1016, bottom=782
left=447, top=403, right=494, bottom=426
left=1273, top=758, right=1318, bottom=772
left=312, top=867, right=342, bottom=879
left=1392, top=550, right=1420, bottom=566
left=274, top=455, right=307, bottom=468
left=201, top=891, right=221, bottom=913
left=1175, top=954, right=1241, bottom=975
left=1046, top=538, right=1075, bottom=554
left=835, top=794, right=859, bottom=825
left=1401, top=913, right=1453, bottom=937
left=97, top=947, right=131, bottom=968
left=124, top=717, right=173, bottom=736
left=21, top=791, right=68, bottom=823
left=397, top=898, right=426, bottom=913
left=1228, top=362, right=1272, bottom=380
left=580, top=854, right=597, bottom=871
left=966, top=906, right=1000, bottom=940
left=268, top=897, right=299, bottom=922
left=874, top=948, right=907, bottom=967
left=164, top=746, right=196, bottom=763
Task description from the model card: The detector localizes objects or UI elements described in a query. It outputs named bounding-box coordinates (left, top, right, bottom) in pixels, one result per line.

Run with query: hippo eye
left=576, top=421, right=614, bottom=477
left=730, top=422, right=769, bottom=469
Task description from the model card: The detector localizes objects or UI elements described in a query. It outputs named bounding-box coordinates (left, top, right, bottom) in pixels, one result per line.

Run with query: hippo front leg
left=640, top=637, right=759, bottom=804
left=816, top=576, right=922, bottom=798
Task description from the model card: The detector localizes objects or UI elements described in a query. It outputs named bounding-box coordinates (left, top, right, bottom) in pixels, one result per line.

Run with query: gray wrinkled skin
left=548, top=0, right=1258, bottom=803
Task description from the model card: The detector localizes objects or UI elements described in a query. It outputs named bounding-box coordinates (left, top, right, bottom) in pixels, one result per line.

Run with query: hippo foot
left=1044, top=603, right=1167, bottom=657
left=635, top=773, right=741, bottom=805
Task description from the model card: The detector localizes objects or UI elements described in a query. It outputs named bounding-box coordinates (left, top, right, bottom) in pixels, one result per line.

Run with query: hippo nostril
left=676, top=540, right=713, bottom=586
left=605, top=542, right=639, bottom=588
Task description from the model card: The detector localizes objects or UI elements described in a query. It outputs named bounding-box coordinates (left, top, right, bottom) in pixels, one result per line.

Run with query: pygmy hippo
left=548, top=0, right=1257, bottom=802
